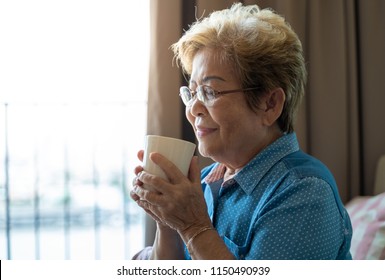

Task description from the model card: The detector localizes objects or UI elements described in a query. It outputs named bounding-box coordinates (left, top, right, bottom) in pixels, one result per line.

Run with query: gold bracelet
left=186, top=226, right=215, bottom=250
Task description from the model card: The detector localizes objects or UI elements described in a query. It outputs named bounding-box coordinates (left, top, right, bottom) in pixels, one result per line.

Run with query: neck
left=221, top=128, right=283, bottom=178
left=224, top=167, right=236, bottom=181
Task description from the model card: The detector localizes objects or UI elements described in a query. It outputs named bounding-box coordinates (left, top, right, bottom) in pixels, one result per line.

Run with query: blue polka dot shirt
left=186, top=133, right=352, bottom=260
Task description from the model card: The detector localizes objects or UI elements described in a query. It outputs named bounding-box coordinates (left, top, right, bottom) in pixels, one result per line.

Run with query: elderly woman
left=131, top=3, right=352, bottom=260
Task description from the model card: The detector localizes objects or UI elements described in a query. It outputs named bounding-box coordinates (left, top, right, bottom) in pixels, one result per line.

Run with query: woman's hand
left=130, top=150, right=234, bottom=260
left=130, top=151, right=212, bottom=236
left=130, top=150, right=164, bottom=224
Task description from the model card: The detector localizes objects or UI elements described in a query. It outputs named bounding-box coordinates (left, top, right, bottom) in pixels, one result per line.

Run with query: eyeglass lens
left=180, top=85, right=215, bottom=106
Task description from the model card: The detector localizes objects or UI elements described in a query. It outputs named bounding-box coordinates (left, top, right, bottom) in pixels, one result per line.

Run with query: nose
left=188, top=97, right=207, bottom=117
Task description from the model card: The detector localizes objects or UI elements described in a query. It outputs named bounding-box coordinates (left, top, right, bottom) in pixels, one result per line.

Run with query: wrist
left=178, top=223, right=215, bottom=247
left=157, top=223, right=179, bottom=237
left=186, top=226, right=215, bottom=250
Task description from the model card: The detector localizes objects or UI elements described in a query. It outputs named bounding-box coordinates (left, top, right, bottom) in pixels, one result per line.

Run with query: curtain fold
left=145, top=0, right=182, bottom=246
left=357, top=0, right=385, bottom=196
left=146, top=1, right=385, bottom=242
left=298, top=0, right=361, bottom=202
left=147, top=0, right=182, bottom=138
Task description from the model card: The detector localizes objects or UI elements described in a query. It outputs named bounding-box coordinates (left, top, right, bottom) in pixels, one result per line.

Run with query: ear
left=262, top=88, right=285, bottom=127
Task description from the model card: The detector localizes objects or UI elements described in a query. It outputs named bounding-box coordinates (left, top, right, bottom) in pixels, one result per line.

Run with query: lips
left=195, top=125, right=217, bottom=137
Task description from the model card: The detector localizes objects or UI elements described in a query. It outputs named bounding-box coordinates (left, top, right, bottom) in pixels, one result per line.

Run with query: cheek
left=210, top=107, right=234, bottom=129
left=215, top=108, right=258, bottom=137
left=218, top=117, right=239, bottom=136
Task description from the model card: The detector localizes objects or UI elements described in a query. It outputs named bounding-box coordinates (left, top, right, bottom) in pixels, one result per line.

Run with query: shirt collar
left=204, top=133, right=300, bottom=194
left=204, top=163, right=226, bottom=184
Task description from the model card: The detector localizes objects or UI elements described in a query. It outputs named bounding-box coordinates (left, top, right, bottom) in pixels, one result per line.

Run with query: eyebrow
left=190, top=75, right=226, bottom=85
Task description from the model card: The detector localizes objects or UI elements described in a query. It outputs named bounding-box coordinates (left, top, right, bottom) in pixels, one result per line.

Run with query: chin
left=197, top=143, right=209, bottom=157
left=197, top=143, right=216, bottom=159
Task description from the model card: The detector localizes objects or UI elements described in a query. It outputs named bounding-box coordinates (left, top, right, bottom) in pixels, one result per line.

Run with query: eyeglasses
left=179, top=85, right=260, bottom=106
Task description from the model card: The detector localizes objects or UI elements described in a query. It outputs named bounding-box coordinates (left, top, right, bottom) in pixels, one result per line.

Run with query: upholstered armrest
left=345, top=193, right=385, bottom=259
left=131, top=246, right=153, bottom=260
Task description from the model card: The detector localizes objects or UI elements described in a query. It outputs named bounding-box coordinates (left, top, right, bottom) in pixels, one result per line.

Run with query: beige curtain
left=147, top=0, right=183, bottom=138
left=250, top=0, right=385, bottom=202
left=144, top=0, right=182, bottom=245
left=146, top=0, right=385, bottom=243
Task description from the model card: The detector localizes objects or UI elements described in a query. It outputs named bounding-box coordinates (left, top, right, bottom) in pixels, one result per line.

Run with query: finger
left=132, top=184, right=162, bottom=206
left=138, top=200, right=162, bottom=223
left=136, top=170, right=168, bottom=194
left=132, top=176, right=143, bottom=187
left=135, top=199, right=163, bottom=225
left=129, top=190, right=140, bottom=202
left=137, top=150, right=144, bottom=162
left=134, top=165, right=144, bottom=176
left=149, top=153, right=184, bottom=183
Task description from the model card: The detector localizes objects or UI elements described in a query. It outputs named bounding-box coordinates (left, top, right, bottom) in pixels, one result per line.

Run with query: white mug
left=143, top=135, right=196, bottom=180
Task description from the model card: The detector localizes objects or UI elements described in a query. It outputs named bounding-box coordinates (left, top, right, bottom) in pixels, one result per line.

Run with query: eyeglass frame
left=179, top=85, right=260, bottom=106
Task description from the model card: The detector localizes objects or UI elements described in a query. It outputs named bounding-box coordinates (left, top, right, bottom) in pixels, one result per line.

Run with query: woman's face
left=186, top=48, right=271, bottom=168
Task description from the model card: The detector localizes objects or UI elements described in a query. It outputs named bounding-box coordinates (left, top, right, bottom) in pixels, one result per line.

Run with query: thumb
left=188, top=156, right=201, bottom=183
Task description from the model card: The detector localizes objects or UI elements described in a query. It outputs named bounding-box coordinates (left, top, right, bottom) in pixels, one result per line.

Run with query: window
left=0, top=0, right=149, bottom=259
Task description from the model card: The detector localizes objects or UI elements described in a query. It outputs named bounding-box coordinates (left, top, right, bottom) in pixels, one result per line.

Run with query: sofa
left=345, top=155, right=385, bottom=260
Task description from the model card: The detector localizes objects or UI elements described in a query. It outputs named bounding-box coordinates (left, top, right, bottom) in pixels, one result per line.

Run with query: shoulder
left=281, top=150, right=336, bottom=186
left=273, top=150, right=347, bottom=218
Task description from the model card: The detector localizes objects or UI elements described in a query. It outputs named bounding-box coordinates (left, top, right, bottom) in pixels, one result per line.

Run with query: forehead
left=190, top=48, right=238, bottom=84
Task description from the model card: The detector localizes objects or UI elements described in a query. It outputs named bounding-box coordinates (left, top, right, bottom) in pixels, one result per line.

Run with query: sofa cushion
left=345, top=192, right=385, bottom=259
left=131, top=246, right=152, bottom=260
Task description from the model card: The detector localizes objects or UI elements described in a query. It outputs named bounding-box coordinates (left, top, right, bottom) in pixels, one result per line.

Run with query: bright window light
left=0, top=0, right=149, bottom=259
left=0, top=0, right=149, bottom=103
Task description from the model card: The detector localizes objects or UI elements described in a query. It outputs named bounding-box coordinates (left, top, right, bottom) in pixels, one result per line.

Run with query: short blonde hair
left=171, top=3, right=306, bottom=133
